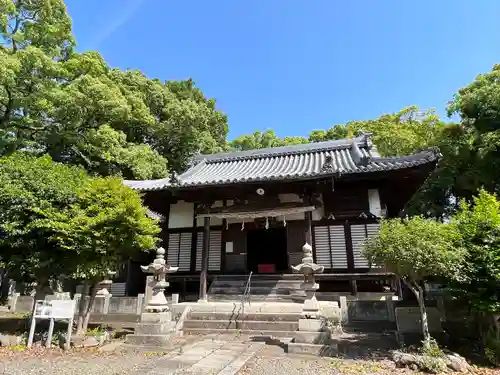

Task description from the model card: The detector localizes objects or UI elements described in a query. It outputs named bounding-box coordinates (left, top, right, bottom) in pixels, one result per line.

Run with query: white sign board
left=28, top=299, right=76, bottom=349
left=225, top=241, right=233, bottom=253
left=34, top=300, right=75, bottom=319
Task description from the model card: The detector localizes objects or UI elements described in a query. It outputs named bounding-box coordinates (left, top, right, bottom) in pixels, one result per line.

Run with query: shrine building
left=123, top=134, right=439, bottom=301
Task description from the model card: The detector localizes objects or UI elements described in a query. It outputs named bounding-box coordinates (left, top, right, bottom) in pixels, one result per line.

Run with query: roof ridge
left=201, top=134, right=372, bottom=163
left=375, top=148, right=440, bottom=162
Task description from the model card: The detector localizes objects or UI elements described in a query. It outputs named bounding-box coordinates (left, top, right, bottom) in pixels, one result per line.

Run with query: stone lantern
left=126, top=247, right=179, bottom=347
left=291, top=242, right=324, bottom=318
left=140, top=247, right=178, bottom=312
left=290, top=242, right=332, bottom=345
left=96, top=270, right=117, bottom=296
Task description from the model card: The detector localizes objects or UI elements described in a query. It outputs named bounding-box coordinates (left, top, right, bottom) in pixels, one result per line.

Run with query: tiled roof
left=124, top=134, right=439, bottom=191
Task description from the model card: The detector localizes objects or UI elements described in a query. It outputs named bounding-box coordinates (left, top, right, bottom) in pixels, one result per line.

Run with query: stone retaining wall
left=8, top=293, right=179, bottom=317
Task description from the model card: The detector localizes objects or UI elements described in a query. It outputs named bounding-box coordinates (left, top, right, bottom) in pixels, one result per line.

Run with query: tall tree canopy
left=0, top=0, right=228, bottom=179
left=451, top=190, right=500, bottom=315
left=363, top=217, right=463, bottom=342
left=231, top=107, right=444, bottom=156
left=447, top=64, right=500, bottom=196
left=0, top=153, right=160, bottom=288
left=229, top=130, right=307, bottom=151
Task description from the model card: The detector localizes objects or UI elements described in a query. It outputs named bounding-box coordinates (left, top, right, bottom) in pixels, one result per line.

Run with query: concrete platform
left=183, top=319, right=298, bottom=331
left=184, top=327, right=296, bottom=338
left=125, top=333, right=176, bottom=347
left=188, top=311, right=300, bottom=322
left=176, top=301, right=339, bottom=314
left=287, top=342, right=338, bottom=356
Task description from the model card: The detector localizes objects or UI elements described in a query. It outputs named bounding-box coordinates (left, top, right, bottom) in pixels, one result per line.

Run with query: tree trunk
left=76, top=282, right=89, bottom=335
left=81, top=281, right=99, bottom=334
left=403, top=279, right=430, bottom=344
left=0, top=268, right=9, bottom=304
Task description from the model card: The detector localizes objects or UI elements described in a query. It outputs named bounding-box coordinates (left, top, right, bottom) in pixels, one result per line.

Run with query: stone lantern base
left=125, top=312, right=176, bottom=347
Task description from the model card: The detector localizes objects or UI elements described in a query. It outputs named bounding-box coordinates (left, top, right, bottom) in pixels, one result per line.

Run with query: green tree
left=308, top=125, right=349, bottom=143
left=0, top=1, right=228, bottom=178
left=344, top=106, right=444, bottom=157
left=0, top=154, right=160, bottom=329
left=447, top=64, right=500, bottom=196
left=0, top=153, right=87, bottom=289
left=451, top=190, right=500, bottom=332
left=0, top=0, right=74, bottom=56
left=52, top=176, right=160, bottom=333
left=230, top=129, right=307, bottom=151
left=363, top=217, right=463, bottom=343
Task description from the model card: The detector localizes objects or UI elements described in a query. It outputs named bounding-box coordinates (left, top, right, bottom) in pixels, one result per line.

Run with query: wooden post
left=304, top=211, right=313, bottom=245
left=350, top=279, right=358, bottom=296
left=27, top=312, right=37, bottom=349
left=124, top=258, right=132, bottom=296
left=199, top=216, right=210, bottom=301
left=46, top=318, right=54, bottom=348
left=344, top=221, right=355, bottom=271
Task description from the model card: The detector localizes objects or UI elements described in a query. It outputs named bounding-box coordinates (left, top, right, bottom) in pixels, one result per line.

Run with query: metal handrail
left=240, top=271, right=253, bottom=317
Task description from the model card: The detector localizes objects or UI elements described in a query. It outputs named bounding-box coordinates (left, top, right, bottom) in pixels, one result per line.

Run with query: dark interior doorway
left=246, top=227, right=288, bottom=273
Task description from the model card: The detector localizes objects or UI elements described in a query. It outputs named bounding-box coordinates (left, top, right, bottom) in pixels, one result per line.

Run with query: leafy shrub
left=421, top=338, right=445, bottom=358
left=419, top=355, right=447, bottom=374
left=86, top=326, right=105, bottom=336
left=485, top=332, right=500, bottom=366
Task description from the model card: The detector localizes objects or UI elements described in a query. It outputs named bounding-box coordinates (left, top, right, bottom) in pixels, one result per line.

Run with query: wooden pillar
left=350, top=278, right=358, bottom=296
left=344, top=220, right=355, bottom=271
left=304, top=211, right=313, bottom=245
left=199, top=216, right=210, bottom=301
left=221, top=200, right=227, bottom=272
left=124, top=258, right=132, bottom=296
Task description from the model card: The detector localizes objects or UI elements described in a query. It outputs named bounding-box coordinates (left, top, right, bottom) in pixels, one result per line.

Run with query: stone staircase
left=182, top=310, right=301, bottom=338
left=207, top=274, right=304, bottom=302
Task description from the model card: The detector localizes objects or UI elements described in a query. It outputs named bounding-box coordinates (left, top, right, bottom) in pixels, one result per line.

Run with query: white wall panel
left=168, top=201, right=194, bottom=229
left=350, top=223, right=381, bottom=268
left=368, top=189, right=382, bottom=217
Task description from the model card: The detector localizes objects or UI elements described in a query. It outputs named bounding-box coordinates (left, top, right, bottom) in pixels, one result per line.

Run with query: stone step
left=188, top=312, right=300, bottom=322
left=211, top=279, right=302, bottom=286
left=187, top=302, right=305, bottom=314
left=134, top=322, right=176, bottom=335
left=211, top=283, right=301, bottom=288
left=122, top=336, right=196, bottom=352
left=125, top=333, right=175, bottom=347
left=183, top=327, right=295, bottom=338
left=209, top=287, right=293, bottom=295
left=183, top=319, right=298, bottom=331
left=214, top=274, right=302, bottom=280
left=207, top=294, right=300, bottom=302
left=343, top=320, right=397, bottom=333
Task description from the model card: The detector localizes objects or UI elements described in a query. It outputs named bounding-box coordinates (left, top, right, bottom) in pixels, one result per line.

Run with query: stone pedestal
left=95, top=271, right=116, bottom=296
left=126, top=248, right=178, bottom=347
left=294, top=318, right=331, bottom=344
left=125, top=312, right=176, bottom=347
left=289, top=242, right=339, bottom=352
left=301, top=288, right=320, bottom=318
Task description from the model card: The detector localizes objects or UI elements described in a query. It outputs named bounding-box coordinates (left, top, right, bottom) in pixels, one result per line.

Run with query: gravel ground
left=238, top=354, right=498, bottom=375
left=1, top=350, right=158, bottom=375
left=238, top=355, right=410, bottom=375
left=0, top=340, right=190, bottom=375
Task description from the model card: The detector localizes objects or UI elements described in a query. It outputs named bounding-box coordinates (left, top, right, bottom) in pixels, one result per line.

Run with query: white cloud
left=88, top=0, right=146, bottom=49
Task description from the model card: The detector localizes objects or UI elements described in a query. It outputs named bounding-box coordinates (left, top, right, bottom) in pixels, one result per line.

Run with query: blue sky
left=65, top=0, right=500, bottom=139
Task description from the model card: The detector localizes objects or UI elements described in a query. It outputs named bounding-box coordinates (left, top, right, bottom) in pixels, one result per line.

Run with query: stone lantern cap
left=140, top=247, right=179, bottom=275
left=291, top=243, right=324, bottom=274
left=291, top=243, right=324, bottom=292
left=141, top=247, right=178, bottom=313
